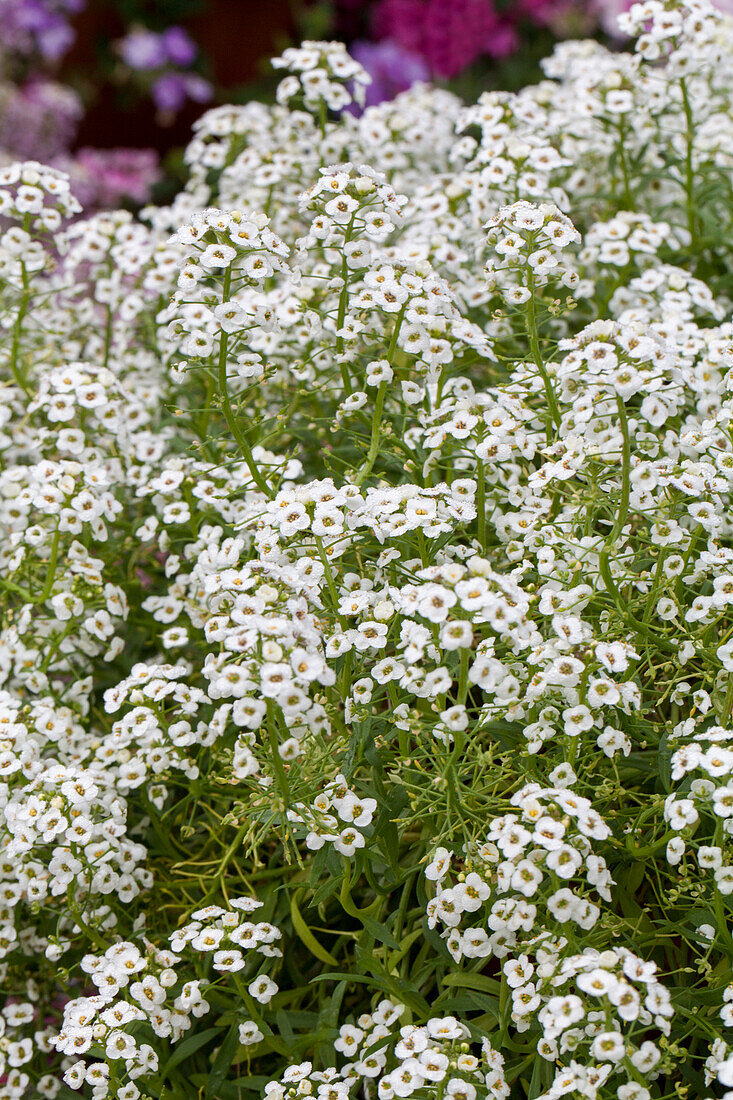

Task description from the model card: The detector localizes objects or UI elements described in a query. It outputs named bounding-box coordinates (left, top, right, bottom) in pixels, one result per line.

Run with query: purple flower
left=36, top=16, right=74, bottom=60
left=118, top=24, right=200, bottom=72
left=184, top=73, right=213, bottom=103
left=0, top=0, right=81, bottom=62
left=349, top=39, right=431, bottom=108
left=119, top=28, right=168, bottom=71
left=160, top=25, right=198, bottom=67
left=151, top=71, right=187, bottom=112
left=151, top=71, right=211, bottom=114
left=0, top=77, right=82, bottom=159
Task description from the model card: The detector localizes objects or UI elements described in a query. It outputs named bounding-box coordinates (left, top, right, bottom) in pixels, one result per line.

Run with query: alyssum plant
left=2, top=5, right=733, bottom=1099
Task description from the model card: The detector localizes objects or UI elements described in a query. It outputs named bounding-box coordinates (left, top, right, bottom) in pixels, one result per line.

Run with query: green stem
left=609, top=393, right=630, bottom=543
left=67, top=884, right=109, bottom=953
left=598, top=395, right=630, bottom=588
left=526, top=269, right=561, bottom=436
left=39, top=527, right=61, bottom=602
left=103, top=300, right=113, bottom=372
left=354, top=303, right=406, bottom=486
left=679, top=76, right=697, bottom=250
left=339, top=650, right=353, bottom=700
left=335, top=215, right=355, bottom=392
left=217, top=268, right=273, bottom=497
left=314, top=536, right=348, bottom=629
left=616, top=119, right=634, bottom=210
left=265, top=700, right=291, bottom=809
left=714, top=820, right=733, bottom=952
left=355, top=379, right=388, bottom=488
left=721, top=675, right=733, bottom=728
left=456, top=647, right=470, bottom=707
left=9, top=261, right=32, bottom=397
left=476, top=459, right=486, bottom=547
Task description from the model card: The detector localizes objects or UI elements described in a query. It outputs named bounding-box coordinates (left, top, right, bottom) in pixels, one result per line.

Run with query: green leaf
left=161, top=1027, right=220, bottom=1080
left=275, top=1009, right=295, bottom=1049
left=441, top=971, right=502, bottom=995
left=357, top=914, right=401, bottom=949
left=206, top=1024, right=240, bottom=1100
left=657, top=727, right=672, bottom=792
left=290, top=890, right=339, bottom=966
left=527, top=1054, right=554, bottom=1100
left=222, top=1077, right=272, bottom=1095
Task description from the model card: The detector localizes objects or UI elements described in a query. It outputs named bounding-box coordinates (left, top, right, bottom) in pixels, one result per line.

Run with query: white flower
left=591, top=1030, right=625, bottom=1062
left=248, top=976, right=278, bottom=1004
left=425, top=847, right=452, bottom=882
left=239, top=1020, right=264, bottom=1045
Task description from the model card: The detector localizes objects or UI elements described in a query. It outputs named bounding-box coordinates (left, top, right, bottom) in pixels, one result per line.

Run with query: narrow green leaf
left=441, top=971, right=502, bottom=994
left=290, top=891, right=339, bottom=966
left=161, top=1027, right=220, bottom=1080
left=206, top=1024, right=240, bottom=1100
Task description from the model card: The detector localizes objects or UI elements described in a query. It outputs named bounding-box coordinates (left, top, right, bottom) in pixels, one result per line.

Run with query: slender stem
left=679, top=76, right=698, bottom=250
left=597, top=396, right=630, bottom=590
left=339, top=650, right=353, bottom=700
left=355, top=380, right=388, bottom=488
left=456, top=646, right=470, bottom=707
left=40, top=527, right=61, bottom=602
left=9, top=260, right=32, bottom=397
left=721, top=675, right=733, bottom=727
left=526, top=269, right=561, bottom=435
left=335, top=215, right=356, bottom=392
left=609, top=393, right=630, bottom=544
left=217, top=268, right=273, bottom=497
left=102, top=295, right=113, bottom=372
left=476, top=459, right=486, bottom=547
left=714, top=820, right=733, bottom=951
left=354, top=303, right=406, bottom=486
left=265, top=700, right=291, bottom=808
left=67, top=883, right=109, bottom=953
left=314, top=536, right=348, bottom=629
left=616, top=119, right=634, bottom=210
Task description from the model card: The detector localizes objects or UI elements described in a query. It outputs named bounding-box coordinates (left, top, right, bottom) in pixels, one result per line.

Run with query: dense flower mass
left=2, top=2, right=733, bottom=1098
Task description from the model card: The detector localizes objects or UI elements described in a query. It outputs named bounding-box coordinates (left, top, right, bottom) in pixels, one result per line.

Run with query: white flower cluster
left=287, top=772, right=378, bottom=856
left=0, top=161, right=81, bottom=232
left=272, top=41, right=371, bottom=113
left=425, top=783, right=614, bottom=963
left=266, top=1002, right=509, bottom=1100
left=527, top=947, right=673, bottom=1100
left=665, top=723, right=733, bottom=890
left=484, top=201, right=582, bottom=306
left=0, top=0, right=733, bottom=1096
left=56, top=898, right=280, bottom=1099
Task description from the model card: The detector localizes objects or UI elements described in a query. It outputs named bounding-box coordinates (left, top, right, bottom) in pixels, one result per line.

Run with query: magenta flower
left=372, top=0, right=518, bottom=79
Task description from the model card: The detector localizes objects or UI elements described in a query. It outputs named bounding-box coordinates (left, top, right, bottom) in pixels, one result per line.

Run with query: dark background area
left=65, top=0, right=298, bottom=150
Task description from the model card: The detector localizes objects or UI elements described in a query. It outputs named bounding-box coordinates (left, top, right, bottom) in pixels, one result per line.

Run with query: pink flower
left=373, top=0, right=518, bottom=79
left=56, top=147, right=161, bottom=212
